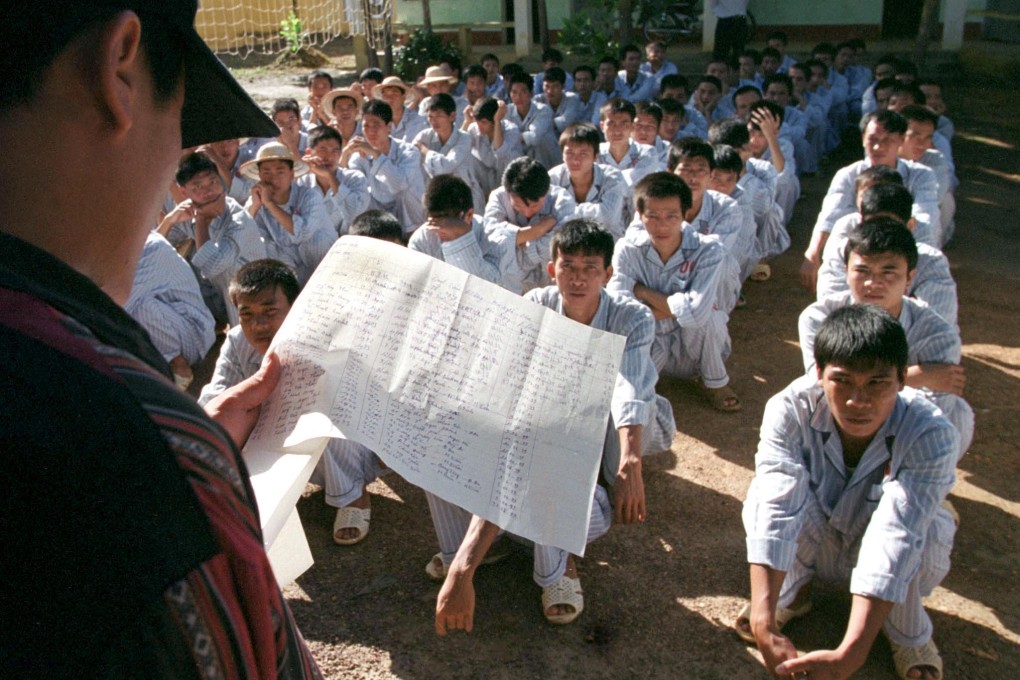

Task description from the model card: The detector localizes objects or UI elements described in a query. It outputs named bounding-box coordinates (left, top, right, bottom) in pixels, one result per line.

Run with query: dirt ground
left=228, top=55, right=1020, bottom=679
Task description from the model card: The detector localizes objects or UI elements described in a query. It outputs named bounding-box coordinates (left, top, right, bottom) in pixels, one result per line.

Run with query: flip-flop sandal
left=750, top=262, right=771, bottom=281
left=734, top=600, right=813, bottom=644
left=542, top=575, right=584, bottom=625
left=704, top=384, right=742, bottom=412
left=889, top=636, right=943, bottom=680
left=332, top=506, right=371, bottom=545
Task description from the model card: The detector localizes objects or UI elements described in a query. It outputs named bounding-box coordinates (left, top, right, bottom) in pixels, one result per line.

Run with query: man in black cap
left=0, top=2, right=321, bottom=677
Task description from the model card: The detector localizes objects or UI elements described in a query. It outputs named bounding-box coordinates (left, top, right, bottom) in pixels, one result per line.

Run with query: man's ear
left=905, top=267, right=916, bottom=290
left=463, top=209, right=474, bottom=223
left=906, top=216, right=916, bottom=232
left=93, top=11, right=144, bottom=137
left=546, top=260, right=556, bottom=280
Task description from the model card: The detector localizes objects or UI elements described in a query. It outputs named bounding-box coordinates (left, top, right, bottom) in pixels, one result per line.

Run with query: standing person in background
left=712, top=0, right=751, bottom=63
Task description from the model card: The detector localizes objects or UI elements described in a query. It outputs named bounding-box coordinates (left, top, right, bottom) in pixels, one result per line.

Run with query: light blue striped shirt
left=744, top=373, right=958, bottom=603
left=125, top=231, right=215, bottom=364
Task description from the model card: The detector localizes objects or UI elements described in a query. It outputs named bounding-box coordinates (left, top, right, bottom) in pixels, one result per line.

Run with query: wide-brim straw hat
left=372, top=76, right=411, bottom=100
left=419, top=65, right=456, bottom=87
left=238, top=142, right=309, bottom=181
left=321, top=88, right=363, bottom=118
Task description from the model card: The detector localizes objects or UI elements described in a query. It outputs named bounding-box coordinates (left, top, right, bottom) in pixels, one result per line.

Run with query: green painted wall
left=392, top=0, right=990, bottom=31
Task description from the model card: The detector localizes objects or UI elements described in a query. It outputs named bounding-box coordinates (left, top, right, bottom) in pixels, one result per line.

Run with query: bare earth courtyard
left=229, top=60, right=1019, bottom=679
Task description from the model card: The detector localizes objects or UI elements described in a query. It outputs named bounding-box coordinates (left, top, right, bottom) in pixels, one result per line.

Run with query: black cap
left=5, top=0, right=278, bottom=147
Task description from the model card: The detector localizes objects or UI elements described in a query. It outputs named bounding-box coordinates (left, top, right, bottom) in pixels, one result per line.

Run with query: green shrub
left=279, top=11, right=305, bottom=54
left=558, top=0, right=620, bottom=59
left=394, top=30, right=461, bottom=81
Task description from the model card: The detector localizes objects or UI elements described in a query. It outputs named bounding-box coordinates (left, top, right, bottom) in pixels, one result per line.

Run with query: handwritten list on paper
left=246, top=236, right=625, bottom=555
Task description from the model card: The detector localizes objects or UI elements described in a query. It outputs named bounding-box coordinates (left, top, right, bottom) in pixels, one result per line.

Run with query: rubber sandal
left=750, top=262, right=771, bottom=281
left=734, top=599, right=813, bottom=644
left=332, top=506, right=371, bottom=545
left=889, top=637, right=943, bottom=680
left=704, top=384, right=741, bottom=412
left=542, top=575, right=584, bottom=625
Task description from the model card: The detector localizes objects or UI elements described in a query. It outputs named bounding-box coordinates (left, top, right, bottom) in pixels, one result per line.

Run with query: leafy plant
left=558, top=0, right=620, bottom=59
left=393, top=30, right=461, bottom=82
left=280, top=11, right=305, bottom=54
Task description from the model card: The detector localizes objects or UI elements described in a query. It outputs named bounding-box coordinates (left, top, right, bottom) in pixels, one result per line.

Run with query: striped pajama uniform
left=744, top=375, right=958, bottom=648
left=426, top=288, right=676, bottom=587
left=800, top=292, right=974, bottom=458
left=610, top=227, right=739, bottom=388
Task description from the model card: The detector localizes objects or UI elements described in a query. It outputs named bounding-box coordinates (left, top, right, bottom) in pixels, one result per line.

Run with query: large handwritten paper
left=245, top=236, right=625, bottom=558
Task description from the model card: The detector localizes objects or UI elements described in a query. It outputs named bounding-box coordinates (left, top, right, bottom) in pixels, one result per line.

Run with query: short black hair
left=763, top=73, right=793, bottom=96
left=811, top=42, right=837, bottom=58
left=308, top=125, right=343, bottom=149
left=176, top=151, right=220, bottom=186
left=598, top=55, right=620, bottom=70
left=854, top=165, right=904, bottom=193
left=659, top=73, right=689, bottom=93
left=749, top=99, right=785, bottom=126
left=761, top=46, right=782, bottom=62
left=667, top=137, right=715, bottom=172
left=359, top=67, right=384, bottom=83
left=2, top=6, right=184, bottom=112
left=573, top=64, right=596, bottom=80
left=860, top=109, right=908, bottom=136
left=803, top=58, right=828, bottom=77
left=843, top=217, right=918, bottom=272
left=696, top=75, right=723, bottom=92
left=733, top=84, right=762, bottom=101
left=307, top=70, right=333, bottom=87
left=890, top=82, right=925, bottom=105
left=481, top=53, right=500, bottom=66
left=473, top=96, right=499, bottom=122
left=898, top=103, right=939, bottom=128
left=543, top=66, right=567, bottom=86
left=600, top=97, right=636, bottom=121
left=635, top=101, right=663, bottom=125
left=657, top=98, right=687, bottom=118
left=503, top=157, right=550, bottom=202
left=740, top=49, right=761, bottom=65
left=859, top=183, right=913, bottom=223
left=508, top=72, right=534, bottom=93
left=872, top=77, right=899, bottom=96
left=350, top=209, right=404, bottom=243
left=362, top=99, right=393, bottom=125
left=634, top=171, right=692, bottom=214
left=441, top=54, right=462, bottom=75
left=712, top=144, right=744, bottom=175
left=425, top=175, right=473, bottom=218
left=427, top=92, right=457, bottom=115
left=708, top=118, right=750, bottom=147
left=465, top=64, right=487, bottom=81
left=559, top=122, right=601, bottom=153
left=271, top=98, right=301, bottom=118
left=541, top=48, right=564, bottom=63
left=229, top=259, right=300, bottom=306
left=501, top=63, right=526, bottom=80
left=619, top=43, right=642, bottom=60
left=550, top=218, right=615, bottom=267
left=814, top=304, right=909, bottom=380
left=766, top=30, right=788, bottom=45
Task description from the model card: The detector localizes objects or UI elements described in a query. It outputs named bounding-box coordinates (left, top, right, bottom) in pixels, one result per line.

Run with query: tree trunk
left=422, top=0, right=433, bottom=33
left=618, top=0, right=633, bottom=44
left=537, top=0, right=550, bottom=52
left=913, top=0, right=941, bottom=70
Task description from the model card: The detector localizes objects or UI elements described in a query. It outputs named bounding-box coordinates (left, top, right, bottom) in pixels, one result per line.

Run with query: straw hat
left=372, top=76, right=411, bottom=100
left=419, top=65, right=456, bottom=87
left=238, top=142, right=309, bottom=181
left=320, top=88, right=363, bottom=118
